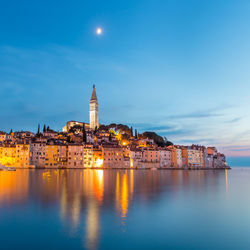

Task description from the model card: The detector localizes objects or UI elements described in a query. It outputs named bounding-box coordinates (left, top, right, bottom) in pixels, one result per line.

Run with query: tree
left=141, top=132, right=173, bottom=147
left=83, top=126, right=87, bottom=143
left=43, top=124, right=46, bottom=133
left=10, top=129, right=13, bottom=134
left=130, top=126, right=133, bottom=137
left=109, top=132, right=112, bottom=142
left=37, top=124, right=40, bottom=135
left=135, top=129, right=138, bottom=139
left=94, top=126, right=98, bottom=134
left=47, top=126, right=50, bottom=131
left=69, top=125, right=83, bottom=134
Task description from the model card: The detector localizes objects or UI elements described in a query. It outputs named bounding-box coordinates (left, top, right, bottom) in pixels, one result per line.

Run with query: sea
left=0, top=163, right=250, bottom=249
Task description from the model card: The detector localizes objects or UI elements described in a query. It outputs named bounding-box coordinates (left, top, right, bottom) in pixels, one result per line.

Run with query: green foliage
left=69, top=125, right=83, bottom=134
left=98, top=123, right=130, bottom=134
left=141, top=132, right=173, bottom=147
left=98, top=123, right=173, bottom=147
left=82, top=126, right=87, bottom=143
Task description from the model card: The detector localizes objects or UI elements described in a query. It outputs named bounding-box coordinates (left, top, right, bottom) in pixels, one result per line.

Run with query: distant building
left=0, top=143, right=30, bottom=168
left=171, top=146, right=183, bottom=168
left=0, top=132, right=6, bottom=142
left=102, top=144, right=124, bottom=168
left=89, top=85, right=99, bottom=130
left=159, top=148, right=172, bottom=167
left=182, top=145, right=205, bottom=168
left=62, top=121, right=90, bottom=133
left=142, top=148, right=159, bottom=163
left=67, top=144, right=84, bottom=168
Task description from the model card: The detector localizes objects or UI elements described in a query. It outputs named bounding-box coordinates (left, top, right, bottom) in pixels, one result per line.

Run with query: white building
left=159, top=148, right=171, bottom=167
left=89, top=85, right=99, bottom=130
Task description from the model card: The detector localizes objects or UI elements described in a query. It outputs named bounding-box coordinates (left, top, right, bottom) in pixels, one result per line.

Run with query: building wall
left=15, top=144, right=30, bottom=168
left=0, top=144, right=30, bottom=168
left=159, top=149, right=171, bottom=167
left=142, top=149, right=159, bottom=163
left=67, top=145, right=84, bottom=168
left=84, top=144, right=94, bottom=168
left=102, top=146, right=124, bottom=168
left=30, top=143, right=46, bottom=167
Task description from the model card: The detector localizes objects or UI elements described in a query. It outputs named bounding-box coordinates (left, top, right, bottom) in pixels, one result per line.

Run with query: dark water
left=0, top=168, right=250, bottom=250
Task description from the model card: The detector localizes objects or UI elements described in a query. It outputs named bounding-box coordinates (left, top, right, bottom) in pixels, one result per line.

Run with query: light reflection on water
left=0, top=168, right=250, bottom=249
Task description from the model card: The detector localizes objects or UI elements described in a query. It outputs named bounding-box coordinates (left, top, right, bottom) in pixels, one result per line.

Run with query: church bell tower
left=89, top=85, right=99, bottom=130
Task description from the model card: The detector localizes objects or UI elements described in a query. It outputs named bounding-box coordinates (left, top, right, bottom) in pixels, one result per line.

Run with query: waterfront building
left=0, top=143, right=30, bottom=168
left=44, top=142, right=67, bottom=168
left=30, top=142, right=46, bottom=168
left=89, top=85, right=99, bottom=130
left=214, top=153, right=226, bottom=168
left=169, top=145, right=183, bottom=168
left=83, top=144, right=94, bottom=168
left=102, top=144, right=124, bottom=168
left=142, top=148, right=159, bottom=163
left=125, top=148, right=143, bottom=168
left=159, top=148, right=172, bottom=167
left=67, top=144, right=84, bottom=168
left=0, top=144, right=16, bottom=166
left=93, top=147, right=103, bottom=167
left=15, top=143, right=30, bottom=168
left=182, top=145, right=205, bottom=168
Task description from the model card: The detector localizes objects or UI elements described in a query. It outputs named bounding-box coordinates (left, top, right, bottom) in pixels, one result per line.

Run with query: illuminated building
left=67, top=144, right=84, bottom=168
left=0, top=143, right=30, bottom=168
left=44, top=143, right=67, bottom=168
left=102, top=144, right=124, bottom=168
left=30, top=142, right=46, bottom=167
left=93, top=147, right=103, bottom=167
left=83, top=144, right=94, bottom=168
left=0, top=131, right=6, bottom=142
left=62, top=121, right=90, bottom=133
left=89, top=85, right=99, bottom=130
left=15, top=143, right=30, bottom=168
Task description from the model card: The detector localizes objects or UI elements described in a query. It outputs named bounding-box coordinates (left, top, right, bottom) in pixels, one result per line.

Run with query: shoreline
left=7, top=166, right=231, bottom=170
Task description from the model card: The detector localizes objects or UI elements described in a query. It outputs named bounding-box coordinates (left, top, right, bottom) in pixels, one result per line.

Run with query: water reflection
left=0, top=169, right=229, bottom=249
left=0, top=170, right=29, bottom=205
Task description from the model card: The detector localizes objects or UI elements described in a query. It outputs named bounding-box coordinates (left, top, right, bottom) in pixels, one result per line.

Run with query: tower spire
left=89, top=84, right=99, bottom=130
left=90, top=84, right=97, bottom=101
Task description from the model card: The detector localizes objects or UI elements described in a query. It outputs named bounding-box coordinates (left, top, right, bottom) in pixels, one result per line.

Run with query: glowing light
left=96, top=27, right=102, bottom=35
left=95, top=158, right=103, bottom=168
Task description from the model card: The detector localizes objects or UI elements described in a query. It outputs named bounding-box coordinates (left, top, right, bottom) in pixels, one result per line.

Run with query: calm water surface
left=0, top=168, right=250, bottom=249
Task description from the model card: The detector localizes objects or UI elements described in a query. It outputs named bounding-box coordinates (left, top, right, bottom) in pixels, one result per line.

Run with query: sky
left=1, top=0, right=250, bottom=157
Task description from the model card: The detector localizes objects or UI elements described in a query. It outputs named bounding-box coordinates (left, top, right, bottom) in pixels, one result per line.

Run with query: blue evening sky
left=1, top=0, right=250, bottom=157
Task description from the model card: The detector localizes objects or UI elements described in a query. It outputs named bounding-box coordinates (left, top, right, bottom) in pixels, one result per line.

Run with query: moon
left=96, top=27, right=103, bottom=35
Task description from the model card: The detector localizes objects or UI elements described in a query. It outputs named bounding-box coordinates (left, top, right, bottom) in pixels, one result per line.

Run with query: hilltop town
left=0, top=85, right=229, bottom=169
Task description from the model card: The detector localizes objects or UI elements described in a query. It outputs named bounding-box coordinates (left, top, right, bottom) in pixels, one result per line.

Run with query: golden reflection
left=115, top=172, right=120, bottom=211
left=72, top=192, right=81, bottom=231
left=0, top=169, right=226, bottom=249
left=85, top=199, right=99, bottom=250
left=121, top=173, right=128, bottom=219
left=60, top=175, right=67, bottom=222
left=0, top=170, right=29, bottom=205
left=130, top=170, right=134, bottom=194
left=115, top=171, right=134, bottom=227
